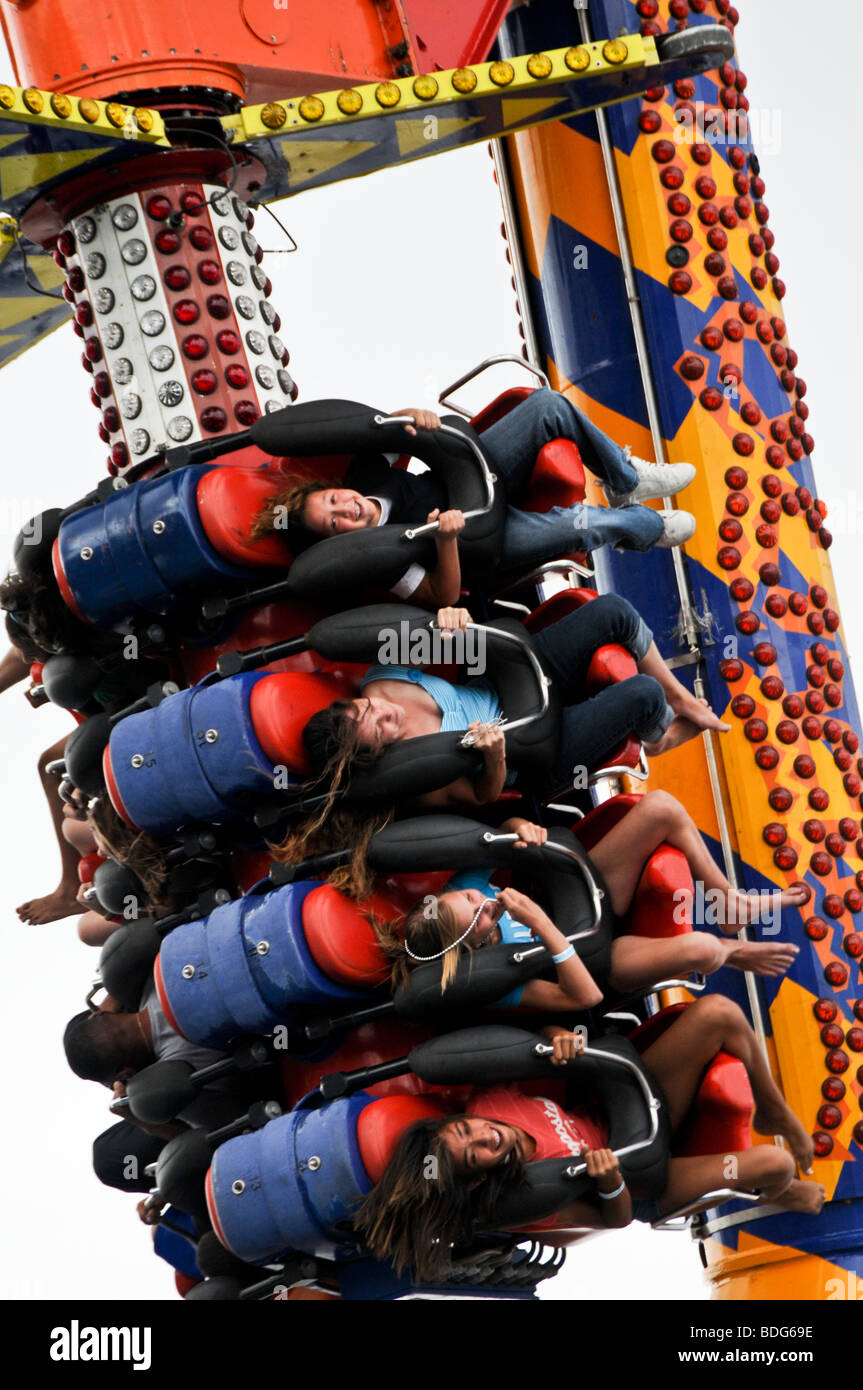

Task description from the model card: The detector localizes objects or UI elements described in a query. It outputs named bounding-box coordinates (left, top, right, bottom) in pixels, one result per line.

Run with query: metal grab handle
left=651, top=1188, right=762, bottom=1232
left=531, top=1045, right=664, bottom=1179
left=495, top=559, right=594, bottom=597
left=479, top=831, right=605, bottom=947
left=371, top=415, right=496, bottom=539
left=438, top=621, right=549, bottom=739
left=438, top=355, right=551, bottom=417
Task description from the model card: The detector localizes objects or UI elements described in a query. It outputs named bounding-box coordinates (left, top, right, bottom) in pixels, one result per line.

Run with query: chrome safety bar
left=438, top=354, right=550, bottom=416
left=651, top=1188, right=761, bottom=1232
left=447, top=621, right=550, bottom=736
left=479, top=830, right=604, bottom=946
left=371, top=415, right=496, bottom=539
left=524, top=1045, right=663, bottom=1174
left=588, top=747, right=649, bottom=786
left=496, top=558, right=594, bottom=595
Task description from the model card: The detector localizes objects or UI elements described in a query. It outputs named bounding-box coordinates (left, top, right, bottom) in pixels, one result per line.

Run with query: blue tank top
left=360, top=665, right=502, bottom=733
left=445, top=868, right=534, bottom=1008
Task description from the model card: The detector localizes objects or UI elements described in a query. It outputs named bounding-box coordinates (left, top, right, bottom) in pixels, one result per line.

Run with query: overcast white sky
left=1, top=1, right=860, bottom=1302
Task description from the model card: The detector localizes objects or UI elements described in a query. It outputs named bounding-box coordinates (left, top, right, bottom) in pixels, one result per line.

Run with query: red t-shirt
left=465, top=1087, right=608, bottom=1161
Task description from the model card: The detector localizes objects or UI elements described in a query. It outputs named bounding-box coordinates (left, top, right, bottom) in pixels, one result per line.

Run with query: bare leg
left=651, top=1147, right=824, bottom=1218
left=588, top=789, right=731, bottom=916
left=609, top=932, right=799, bottom=994
left=587, top=790, right=808, bottom=935
left=640, top=995, right=815, bottom=1172
left=78, top=911, right=121, bottom=948
left=17, top=734, right=83, bottom=925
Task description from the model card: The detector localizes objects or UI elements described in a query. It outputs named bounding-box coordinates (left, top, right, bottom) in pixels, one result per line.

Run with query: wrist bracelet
left=597, top=1179, right=626, bottom=1200
left=552, top=944, right=576, bottom=964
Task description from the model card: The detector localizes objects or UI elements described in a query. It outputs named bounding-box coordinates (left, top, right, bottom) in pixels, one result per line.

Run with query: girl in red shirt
left=352, top=995, right=825, bottom=1283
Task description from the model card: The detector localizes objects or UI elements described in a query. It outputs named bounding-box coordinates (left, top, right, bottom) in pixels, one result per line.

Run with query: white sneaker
left=656, top=509, right=696, bottom=547
left=605, top=458, right=696, bottom=507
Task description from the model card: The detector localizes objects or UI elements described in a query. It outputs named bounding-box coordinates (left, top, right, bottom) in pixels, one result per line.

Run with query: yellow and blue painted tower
left=498, top=0, right=863, bottom=1299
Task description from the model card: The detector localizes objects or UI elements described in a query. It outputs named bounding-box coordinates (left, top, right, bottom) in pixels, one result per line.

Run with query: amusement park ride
left=0, top=0, right=860, bottom=1302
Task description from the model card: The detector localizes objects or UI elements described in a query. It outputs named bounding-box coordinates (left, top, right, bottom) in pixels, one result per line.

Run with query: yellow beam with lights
left=0, top=82, right=168, bottom=144
left=225, top=37, right=655, bottom=143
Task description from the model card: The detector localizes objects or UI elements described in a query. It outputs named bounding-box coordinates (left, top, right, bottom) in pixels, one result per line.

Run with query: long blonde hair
left=370, top=895, right=468, bottom=994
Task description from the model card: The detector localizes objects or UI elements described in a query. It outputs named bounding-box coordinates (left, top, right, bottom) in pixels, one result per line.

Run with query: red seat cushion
left=249, top=671, right=351, bottom=772
left=470, top=386, right=534, bottom=435
left=674, top=1051, right=753, bottom=1157
left=302, top=883, right=400, bottom=989
left=230, top=849, right=274, bottom=894
left=195, top=467, right=297, bottom=567
left=628, top=845, right=693, bottom=939
left=574, top=793, right=642, bottom=850
left=279, top=1020, right=471, bottom=1111
left=522, top=439, right=585, bottom=513
left=586, top=643, right=637, bottom=693
left=263, top=454, right=353, bottom=485
left=77, top=852, right=105, bottom=885
left=629, top=1004, right=753, bottom=1155
left=357, top=1094, right=452, bottom=1184
left=593, top=736, right=642, bottom=772
left=177, top=599, right=368, bottom=688
left=523, top=588, right=598, bottom=634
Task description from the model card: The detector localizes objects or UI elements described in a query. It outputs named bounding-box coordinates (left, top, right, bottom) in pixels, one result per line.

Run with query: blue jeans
left=530, top=594, right=673, bottom=789
left=478, top=388, right=665, bottom=566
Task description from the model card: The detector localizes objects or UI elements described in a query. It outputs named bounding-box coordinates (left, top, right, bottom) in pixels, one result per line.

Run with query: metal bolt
left=256, top=940, right=270, bottom=956
left=181, top=964, right=195, bottom=979
left=306, top=1156, right=322, bottom=1172
left=80, top=546, right=93, bottom=560
left=204, top=728, right=218, bottom=743
left=152, top=519, right=165, bottom=534
left=130, top=753, right=144, bottom=768
left=231, top=1179, right=245, bottom=1195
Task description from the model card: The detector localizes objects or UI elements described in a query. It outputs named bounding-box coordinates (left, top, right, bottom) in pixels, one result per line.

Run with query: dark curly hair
left=352, top=1115, right=526, bottom=1283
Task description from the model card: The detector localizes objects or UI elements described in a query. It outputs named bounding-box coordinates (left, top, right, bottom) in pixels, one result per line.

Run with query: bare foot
left=723, top=939, right=799, bottom=977
left=723, top=884, right=810, bottom=934
left=670, top=694, right=731, bottom=736
left=752, top=1105, right=816, bottom=1174
left=16, top=887, right=82, bottom=925
left=644, top=715, right=702, bottom=756
left=773, top=1178, right=825, bottom=1215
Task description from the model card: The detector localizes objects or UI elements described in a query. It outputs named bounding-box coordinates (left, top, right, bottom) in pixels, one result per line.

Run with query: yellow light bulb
left=375, top=82, right=401, bottom=108
left=451, top=68, right=478, bottom=94
left=489, top=61, right=515, bottom=87
left=565, top=46, right=591, bottom=73
left=526, top=54, right=553, bottom=79
left=261, top=102, right=287, bottom=129
left=337, top=89, right=363, bottom=115
left=412, top=75, right=439, bottom=101
left=603, top=39, right=629, bottom=65
left=298, top=96, right=325, bottom=122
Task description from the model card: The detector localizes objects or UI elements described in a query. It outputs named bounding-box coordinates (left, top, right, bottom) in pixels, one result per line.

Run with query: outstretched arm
left=497, top=887, right=604, bottom=1010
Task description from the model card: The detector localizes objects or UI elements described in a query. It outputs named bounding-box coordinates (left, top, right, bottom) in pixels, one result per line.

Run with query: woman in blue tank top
left=370, top=813, right=803, bottom=1012
left=299, top=600, right=731, bottom=818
